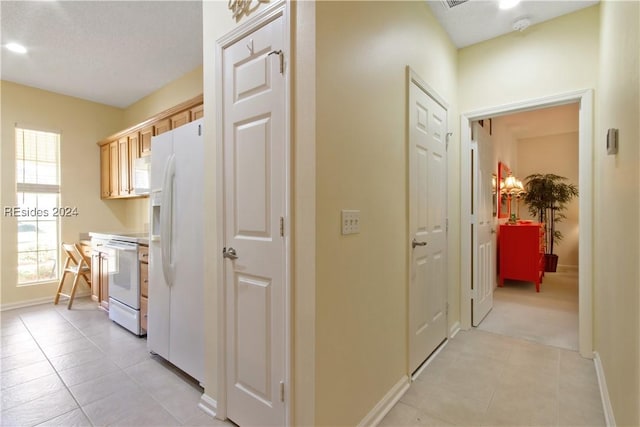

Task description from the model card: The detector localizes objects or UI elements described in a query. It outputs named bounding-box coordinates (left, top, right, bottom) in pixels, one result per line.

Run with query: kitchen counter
left=89, top=231, right=149, bottom=245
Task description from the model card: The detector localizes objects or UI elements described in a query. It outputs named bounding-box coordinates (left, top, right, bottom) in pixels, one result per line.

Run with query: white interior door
left=472, top=122, right=495, bottom=326
left=409, top=77, right=448, bottom=374
left=222, top=13, right=286, bottom=427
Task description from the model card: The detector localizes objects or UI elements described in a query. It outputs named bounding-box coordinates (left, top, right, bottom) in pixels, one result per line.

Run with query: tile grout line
left=55, top=302, right=185, bottom=426
left=18, top=309, right=97, bottom=427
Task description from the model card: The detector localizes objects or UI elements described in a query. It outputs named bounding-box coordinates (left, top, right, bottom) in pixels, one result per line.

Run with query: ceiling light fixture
left=499, top=0, right=521, bottom=10
left=513, top=18, right=531, bottom=32
left=6, top=43, right=27, bottom=54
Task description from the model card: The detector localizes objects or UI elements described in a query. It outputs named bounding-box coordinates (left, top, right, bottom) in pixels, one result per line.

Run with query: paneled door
left=408, top=74, right=448, bottom=374
left=472, top=122, right=495, bottom=326
left=222, top=11, right=286, bottom=427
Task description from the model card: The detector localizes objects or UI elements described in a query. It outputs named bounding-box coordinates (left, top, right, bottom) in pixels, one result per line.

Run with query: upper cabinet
left=98, top=95, right=203, bottom=199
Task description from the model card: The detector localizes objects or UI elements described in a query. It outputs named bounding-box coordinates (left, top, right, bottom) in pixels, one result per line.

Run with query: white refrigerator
left=148, top=118, right=204, bottom=382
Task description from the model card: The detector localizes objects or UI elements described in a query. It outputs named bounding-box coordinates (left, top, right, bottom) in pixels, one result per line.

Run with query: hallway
left=381, top=329, right=605, bottom=426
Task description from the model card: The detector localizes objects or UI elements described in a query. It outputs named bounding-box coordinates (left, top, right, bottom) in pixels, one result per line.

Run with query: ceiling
left=1, top=1, right=599, bottom=109
left=426, top=0, right=599, bottom=48
left=1, top=1, right=203, bottom=108
left=492, top=103, right=579, bottom=140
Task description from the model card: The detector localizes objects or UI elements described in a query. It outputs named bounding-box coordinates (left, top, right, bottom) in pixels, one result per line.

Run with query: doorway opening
left=472, top=104, right=580, bottom=351
left=460, top=89, right=593, bottom=358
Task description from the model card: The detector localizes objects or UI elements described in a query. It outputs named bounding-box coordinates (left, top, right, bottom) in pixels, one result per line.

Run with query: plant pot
left=545, top=254, right=559, bottom=272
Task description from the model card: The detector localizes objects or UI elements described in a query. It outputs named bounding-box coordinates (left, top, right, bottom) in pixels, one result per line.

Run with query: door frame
left=460, top=89, right=593, bottom=358
left=215, top=1, right=292, bottom=423
left=407, top=67, right=450, bottom=376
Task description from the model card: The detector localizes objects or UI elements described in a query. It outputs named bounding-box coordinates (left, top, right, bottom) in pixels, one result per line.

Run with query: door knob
left=412, top=239, right=427, bottom=249
left=223, top=247, right=238, bottom=260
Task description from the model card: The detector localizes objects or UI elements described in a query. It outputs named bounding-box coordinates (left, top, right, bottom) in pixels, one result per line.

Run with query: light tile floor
left=381, top=329, right=606, bottom=427
left=2, top=298, right=605, bottom=426
left=0, top=297, right=232, bottom=427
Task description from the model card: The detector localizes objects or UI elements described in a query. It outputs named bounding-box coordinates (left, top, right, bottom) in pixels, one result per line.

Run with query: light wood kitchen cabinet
left=109, top=141, right=119, bottom=198
left=118, top=137, right=130, bottom=196
left=117, top=132, right=141, bottom=197
left=155, top=118, right=171, bottom=135
left=170, top=110, right=190, bottom=129
left=190, top=104, right=204, bottom=121
left=98, top=95, right=203, bottom=199
left=139, top=245, right=149, bottom=333
left=140, top=126, right=153, bottom=157
left=100, top=144, right=111, bottom=198
left=91, top=249, right=109, bottom=310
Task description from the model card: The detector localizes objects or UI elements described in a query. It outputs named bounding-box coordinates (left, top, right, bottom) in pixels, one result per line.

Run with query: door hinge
left=280, top=217, right=285, bottom=237
left=269, top=50, right=284, bottom=74
left=446, top=303, right=449, bottom=315
left=446, top=218, right=449, bottom=234
left=280, top=381, right=285, bottom=402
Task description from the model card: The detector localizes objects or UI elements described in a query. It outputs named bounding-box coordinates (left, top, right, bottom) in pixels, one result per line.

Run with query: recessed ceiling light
left=499, top=0, right=521, bottom=10
left=6, top=43, right=28, bottom=54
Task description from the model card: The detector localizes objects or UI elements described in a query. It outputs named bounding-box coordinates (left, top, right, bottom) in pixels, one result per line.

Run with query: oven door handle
left=103, top=243, right=137, bottom=251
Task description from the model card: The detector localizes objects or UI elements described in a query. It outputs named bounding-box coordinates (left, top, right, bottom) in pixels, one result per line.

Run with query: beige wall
left=594, top=1, right=640, bottom=425
left=315, top=2, right=458, bottom=425
left=201, top=0, right=237, bottom=411
left=0, top=81, right=126, bottom=307
left=458, top=6, right=600, bottom=113
left=518, top=132, right=579, bottom=267
left=123, top=66, right=203, bottom=128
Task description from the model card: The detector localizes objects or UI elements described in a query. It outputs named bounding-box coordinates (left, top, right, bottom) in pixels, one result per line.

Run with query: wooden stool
left=54, top=243, right=91, bottom=309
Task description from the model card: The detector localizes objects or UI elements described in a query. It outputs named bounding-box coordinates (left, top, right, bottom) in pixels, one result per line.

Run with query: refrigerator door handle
left=161, top=154, right=176, bottom=287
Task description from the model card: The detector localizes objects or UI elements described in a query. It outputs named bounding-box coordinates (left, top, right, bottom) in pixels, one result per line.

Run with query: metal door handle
left=223, top=247, right=238, bottom=260
left=412, top=239, right=427, bottom=248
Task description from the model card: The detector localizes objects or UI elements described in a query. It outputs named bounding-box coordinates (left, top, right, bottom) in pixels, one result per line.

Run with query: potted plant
left=523, top=173, right=578, bottom=272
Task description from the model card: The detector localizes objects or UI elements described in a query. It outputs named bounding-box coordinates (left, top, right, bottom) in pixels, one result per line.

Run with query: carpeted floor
left=476, top=269, right=579, bottom=351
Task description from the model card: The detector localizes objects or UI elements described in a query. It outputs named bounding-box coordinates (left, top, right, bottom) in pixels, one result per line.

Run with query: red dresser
left=499, top=223, right=545, bottom=292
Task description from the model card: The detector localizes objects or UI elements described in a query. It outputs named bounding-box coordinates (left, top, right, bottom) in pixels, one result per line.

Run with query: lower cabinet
left=91, top=250, right=109, bottom=310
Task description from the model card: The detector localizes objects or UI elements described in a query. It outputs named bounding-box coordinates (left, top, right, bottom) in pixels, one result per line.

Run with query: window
left=15, top=128, right=60, bottom=285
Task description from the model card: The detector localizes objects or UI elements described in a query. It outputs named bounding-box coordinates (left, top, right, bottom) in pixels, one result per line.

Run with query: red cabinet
left=499, top=223, right=544, bottom=292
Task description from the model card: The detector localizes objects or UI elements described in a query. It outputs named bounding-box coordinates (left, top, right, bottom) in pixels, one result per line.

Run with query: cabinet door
left=140, top=126, right=153, bottom=157
left=100, top=144, right=111, bottom=198
left=170, top=110, right=190, bottom=129
left=109, top=141, right=119, bottom=197
left=127, top=132, right=140, bottom=193
left=140, top=296, right=148, bottom=333
left=100, top=254, right=109, bottom=310
left=155, top=118, right=171, bottom=135
left=190, top=104, right=204, bottom=121
left=90, top=253, right=101, bottom=302
left=140, top=262, right=148, bottom=298
left=118, top=137, right=130, bottom=196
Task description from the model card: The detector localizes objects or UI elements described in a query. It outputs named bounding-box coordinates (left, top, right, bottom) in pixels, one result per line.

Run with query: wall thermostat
left=606, top=128, right=618, bottom=155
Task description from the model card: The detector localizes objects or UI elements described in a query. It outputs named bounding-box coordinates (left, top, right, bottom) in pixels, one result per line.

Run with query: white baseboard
left=593, top=351, right=616, bottom=427
left=357, top=375, right=410, bottom=427
left=198, top=393, right=218, bottom=418
left=1, top=291, right=92, bottom=312
left=449, top=321, right=461, bottom=338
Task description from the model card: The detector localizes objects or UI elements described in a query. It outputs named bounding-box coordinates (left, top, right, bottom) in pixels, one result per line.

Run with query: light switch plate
left=341, top=210, right=360, bottom=235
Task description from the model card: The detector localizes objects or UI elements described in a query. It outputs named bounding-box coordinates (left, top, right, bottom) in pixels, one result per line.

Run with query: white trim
left=1, top=291, right=91, bottom=311
left=357, top=375, right=410, bottom=427
left=449, top=321, right=461, bottom=338
left=215, top=2, right=291, bottom=424
left=459, top=89, right=594, bottom=358
left=411, top=339, right=449, bottom=382
left=408, top=69, right=450, bottom=111
left=198, top=393, right=218, bottom=418
left=593, top=351, right=617, bottom=427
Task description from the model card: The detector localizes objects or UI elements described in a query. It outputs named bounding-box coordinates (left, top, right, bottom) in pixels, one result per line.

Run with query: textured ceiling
left=1, top=1, right=203, bottom=108
left=426, top=0, right=600, bottom=48
left=1, top=1, right=601, bottom=108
